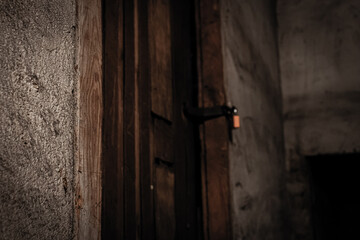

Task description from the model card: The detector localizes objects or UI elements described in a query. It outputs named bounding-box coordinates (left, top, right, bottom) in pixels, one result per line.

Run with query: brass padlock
left=231, top=107, right=240, bottom=129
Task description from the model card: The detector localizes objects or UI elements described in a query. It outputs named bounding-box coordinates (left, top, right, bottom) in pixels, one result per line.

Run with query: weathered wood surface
left=75, top=0, right=103, bottom=239
left=148, top=0, right=173, bottom=120
left=149, top=0, right=177, bottom=233
left=134, top=0, right=142, bottom=239
left=172, top=1, right=202, bottom=238
left=101, top=0, right=124, bottom=239
left=155, top=165, right=176, bottom=240
left=124, top=0, right=137, bottom=239
left=153, top=118, right=174, bottom=163
left=196, top=0, right=232, bottom=239
left=138, top=0, right=155, bottom=239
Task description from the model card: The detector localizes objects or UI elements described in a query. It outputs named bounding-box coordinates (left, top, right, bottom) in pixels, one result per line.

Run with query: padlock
left=231, top=107, right=240, bottom=129
left=233, top=115, right=240, bottom=129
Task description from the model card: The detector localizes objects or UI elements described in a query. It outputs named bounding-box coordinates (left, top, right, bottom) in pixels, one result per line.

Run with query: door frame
left=195, top=0, right=232, bottom=239
left=75, top=0, right=231, bottom=239
left=75, top=0, right=103, bottom=239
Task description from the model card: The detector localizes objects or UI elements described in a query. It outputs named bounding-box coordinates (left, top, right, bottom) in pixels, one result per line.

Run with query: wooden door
left=139, top=1, right=232, bottom=238
left=100, top=0, right=230, bottom=239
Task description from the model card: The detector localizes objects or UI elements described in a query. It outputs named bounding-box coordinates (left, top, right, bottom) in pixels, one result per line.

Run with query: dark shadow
left=307, top=153, right=360, bottom=240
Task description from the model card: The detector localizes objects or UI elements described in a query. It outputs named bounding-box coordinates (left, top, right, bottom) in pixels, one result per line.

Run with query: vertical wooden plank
left=75, top=0, right=103, bottom=239
left=172, top=0, right=203, bottom=239
left=196, top=0, right=232, bottom=239
left=194, top=7, right=209, bottom=239
left=138, top=0, right=155, bottom=239
left=102, top=0, right=124, bottom=239
left=154, top=165, right=176, bottom=240
left=124, top=0, right=137, bottom=239
left=134, top=0, right=142, bottom=239
left=148, top=2, right=176, bottom=238
left=148, top=0, right=173, bottom=120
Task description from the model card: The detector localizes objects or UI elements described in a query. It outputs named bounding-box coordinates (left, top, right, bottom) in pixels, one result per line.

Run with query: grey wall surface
left=0, top=0, right=76, bottom=239
left=278, top=0, right=360, bottom=239
left=221, top=0, right=285, bottom=239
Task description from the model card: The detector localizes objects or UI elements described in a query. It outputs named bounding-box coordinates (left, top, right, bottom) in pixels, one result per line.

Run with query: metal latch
left=184, top=104, right=240, bottom=129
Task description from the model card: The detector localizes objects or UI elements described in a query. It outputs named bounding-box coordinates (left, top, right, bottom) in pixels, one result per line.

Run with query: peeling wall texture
left=278, top=0, right=360, bottom=239
left=0, top=0, right=76, bottom=239
left=221, top=0, right=285, bottom=239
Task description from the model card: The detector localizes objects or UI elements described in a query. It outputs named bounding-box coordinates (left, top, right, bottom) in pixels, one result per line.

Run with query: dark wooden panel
left=134, top=0, right=142, bottom=239
left=138, top=1, right=204, bottom=240
left=153, top=118, right=174, bottom=163
left=155, top=165, right=176, bottom=240
left=148, top=0, right=173, bottom=120
left=76, top=0, right=103, bottom=239
left=172, top=0, right=202, bottom=239
left=102, top=0, right=124, bottom=239
left=138, top=0, right=155, bottom=239
left=196, top=0, right=232, bottom=239
left=203, top=118, right=230, bottom=240
left=124, top=0, right=137, bottom=239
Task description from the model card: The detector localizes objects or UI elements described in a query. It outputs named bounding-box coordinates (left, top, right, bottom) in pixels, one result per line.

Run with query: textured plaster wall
left=220, top=0, right=285, bottom=239
left=0, top=0, right=76, bottom=239
left=278, top=0, right=360, bottom=239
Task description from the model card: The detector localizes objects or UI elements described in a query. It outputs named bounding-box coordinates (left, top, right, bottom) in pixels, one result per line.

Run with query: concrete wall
left=278, top=0, right=360, bottom=239
left=220, top=0, right=285, bottom=239
left=0, top=0, right=76, bottom=239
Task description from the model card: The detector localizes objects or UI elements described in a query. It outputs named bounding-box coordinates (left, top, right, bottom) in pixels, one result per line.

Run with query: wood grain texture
left=102, top=0, right=124, bottom=239
left=196, top=0, right=232, bottom=239
left=124, top=0, right=137, bottom=238
left=172, top=1, right=203, bottom=238
left=75, top=0, right=103, bottom=239
left=134, top=0, right=142, bottom=239
left=155, top=165, right=176, bottom=240
left=148, top=0, right=173, bottom=120
left=153, top=118, right=174, bottom=163
left=138, top=0, right=155, bottom=238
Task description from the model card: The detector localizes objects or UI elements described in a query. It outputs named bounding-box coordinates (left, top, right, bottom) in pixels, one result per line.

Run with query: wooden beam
left=196, top=0, right=232, bottom=239
left=102, top=0, right=124, bottom=239
left=75, top=0, right=103, bottom=239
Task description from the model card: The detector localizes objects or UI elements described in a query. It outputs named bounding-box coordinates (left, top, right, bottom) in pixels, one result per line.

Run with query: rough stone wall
left=278, top=0, right=360, bottom=239
left=0, top=0, right=76, bottom=239
left=220, top=0, right=285, bottom=239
